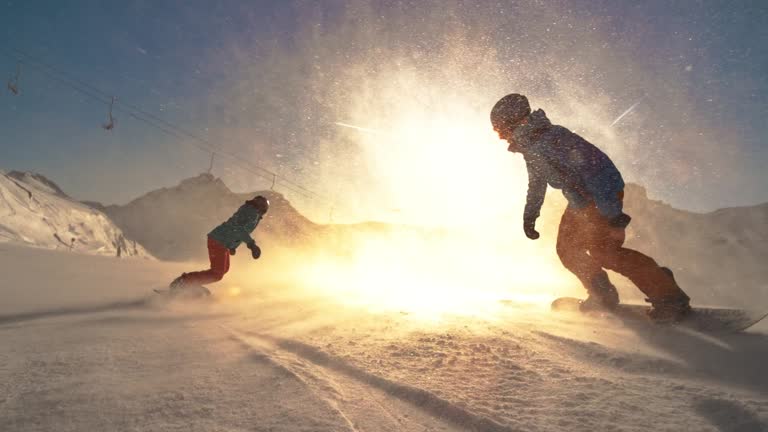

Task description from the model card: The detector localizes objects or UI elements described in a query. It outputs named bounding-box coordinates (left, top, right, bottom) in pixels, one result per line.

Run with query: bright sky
left=1, top=0, right=766, bottom=223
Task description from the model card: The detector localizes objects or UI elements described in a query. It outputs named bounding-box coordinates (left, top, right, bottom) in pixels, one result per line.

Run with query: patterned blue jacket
left=512, top=109, right=625, bottom=221
left=208, top=202, right=263, bottom=250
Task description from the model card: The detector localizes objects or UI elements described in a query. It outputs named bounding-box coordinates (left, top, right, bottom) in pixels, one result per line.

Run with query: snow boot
left=646, top=296, right=692, bottom=322
left=646, top=267, right=692, bottom=322
left=579, top=273, right=620, bottom=312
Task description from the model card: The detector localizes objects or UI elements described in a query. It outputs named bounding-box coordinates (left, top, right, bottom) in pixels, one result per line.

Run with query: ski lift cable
left=0, top=50, right=294, bottom=195
left=8, top=34, right=235, bottom=102
left=2, top=55, right=111, bottom=104
left=0, top=55, right=219, bottom=161
left=0, top=48, right=330, bottom=203
left=2, top=48, right=327, bottom=202
left=5, top=48, right=286, bottom=184
left=6, top=48, right=326, bottom=196
left=32, top=51, right=325, bottom=201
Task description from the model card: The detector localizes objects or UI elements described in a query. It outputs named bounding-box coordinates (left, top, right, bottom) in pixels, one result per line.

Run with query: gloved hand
left=246, top=242, right=261, bottom=259
left=229, top=248, right=236, bottom=256
left=608, top=213, right=632, bottom=229
left=523, top=217, right=540, bottom=240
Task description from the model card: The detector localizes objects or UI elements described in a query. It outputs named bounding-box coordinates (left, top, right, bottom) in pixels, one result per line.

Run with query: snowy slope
left=0, top=170, right=151, bottom=258
left=0, top=243, right=766, bottom=432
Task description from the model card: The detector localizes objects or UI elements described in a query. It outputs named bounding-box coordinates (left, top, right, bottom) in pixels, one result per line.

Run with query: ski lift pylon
left=7, top=62, right=20, bottom=95
left=207, top=153, right=216, bottom=174
left=102, top=96, right=117, bottom=130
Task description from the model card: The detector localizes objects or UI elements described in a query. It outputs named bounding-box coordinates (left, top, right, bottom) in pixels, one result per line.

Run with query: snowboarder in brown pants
left=490, top=93, right=692, bottom=321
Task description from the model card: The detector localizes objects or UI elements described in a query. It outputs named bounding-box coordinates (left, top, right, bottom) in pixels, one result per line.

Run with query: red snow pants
left=182, top=237, right=230, bottom=286
left=556, top=195, right=686, bottom=301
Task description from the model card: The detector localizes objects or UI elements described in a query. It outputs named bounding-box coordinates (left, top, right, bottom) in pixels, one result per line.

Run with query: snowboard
left=153, top=284, right=212, bottom=300
left=551, top=297, right=768, bottom=333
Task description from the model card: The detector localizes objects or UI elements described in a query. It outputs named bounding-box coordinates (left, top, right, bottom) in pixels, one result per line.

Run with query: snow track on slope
left=224, top=326, right=515, bottom=432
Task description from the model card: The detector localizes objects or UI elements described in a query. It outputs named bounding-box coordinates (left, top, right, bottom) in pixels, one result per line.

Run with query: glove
left=246, top=242, right=261, bottom=260
left=229, top=248, right=236, bottom=256
left=523, top=217, right=540, bottom=240
left=608, top=213, right=632, bottom=229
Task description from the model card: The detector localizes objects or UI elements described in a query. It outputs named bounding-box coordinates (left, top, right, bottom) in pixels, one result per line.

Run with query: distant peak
left=189, top=172, right=216, bottom=183
left=178, top=173, right=230, bottom=192
left=7, top=170, right=70, bottom=199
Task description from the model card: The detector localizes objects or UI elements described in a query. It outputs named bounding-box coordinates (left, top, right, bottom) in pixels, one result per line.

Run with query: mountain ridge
left=0, top=170, right=151, bottom=258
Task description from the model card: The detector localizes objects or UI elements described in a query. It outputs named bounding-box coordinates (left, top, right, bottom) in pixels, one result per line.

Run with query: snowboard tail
left=551, top=297, right=767, bottom=333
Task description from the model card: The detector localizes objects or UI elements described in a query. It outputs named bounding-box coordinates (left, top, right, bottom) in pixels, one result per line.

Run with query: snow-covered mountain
left=0, top=170, right=151, bottom=258
left=100, top=174, right=321, bottom=261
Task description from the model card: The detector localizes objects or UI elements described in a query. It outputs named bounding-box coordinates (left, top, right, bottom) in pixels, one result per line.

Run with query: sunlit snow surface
left=1, top=243, right=766, bottom=432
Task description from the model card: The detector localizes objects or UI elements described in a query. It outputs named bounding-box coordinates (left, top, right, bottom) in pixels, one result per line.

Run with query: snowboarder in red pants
left=490, top=94, right=692, bottom=321
left=169, top=195, right=269, bottom=292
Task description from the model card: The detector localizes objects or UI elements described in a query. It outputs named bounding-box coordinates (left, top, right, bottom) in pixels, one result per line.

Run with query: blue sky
left=0, top=0, right=302, bottom=204
left=0, top=1, right=766, bottom=217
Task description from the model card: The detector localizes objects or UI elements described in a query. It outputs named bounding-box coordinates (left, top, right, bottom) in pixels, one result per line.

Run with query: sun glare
left=352, top=106, right=526, bottom=227
left=304, top=85, right=578, bottom=318
left=293, top=229, right=573, bottom=320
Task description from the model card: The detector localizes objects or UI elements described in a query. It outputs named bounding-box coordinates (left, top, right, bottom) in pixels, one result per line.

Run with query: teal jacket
left=208, top=201, right=263, bottom=250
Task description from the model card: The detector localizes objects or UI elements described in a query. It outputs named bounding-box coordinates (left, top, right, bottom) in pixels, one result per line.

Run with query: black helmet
left=490, top=93, right=531, bottom=132
left=251, top=195, right=270, bottom=214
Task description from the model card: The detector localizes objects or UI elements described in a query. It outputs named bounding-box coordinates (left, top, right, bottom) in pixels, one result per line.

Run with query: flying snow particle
left=334, top=122, right=383, bottom=135
left=610, top=95, right=646, bottom=128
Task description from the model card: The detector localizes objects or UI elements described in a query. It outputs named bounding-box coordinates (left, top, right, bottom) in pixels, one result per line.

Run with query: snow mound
left=0, top=170, right=151, bottom=258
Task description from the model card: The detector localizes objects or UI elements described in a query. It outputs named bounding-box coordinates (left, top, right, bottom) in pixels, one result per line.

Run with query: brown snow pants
left=556, top=197, right=685, bottom=301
